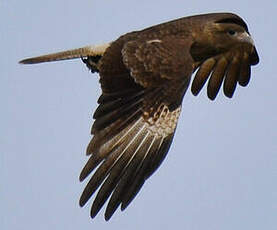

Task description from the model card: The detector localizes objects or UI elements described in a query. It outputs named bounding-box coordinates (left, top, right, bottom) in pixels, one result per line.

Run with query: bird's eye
left=228, top=30, right=237, bottom=36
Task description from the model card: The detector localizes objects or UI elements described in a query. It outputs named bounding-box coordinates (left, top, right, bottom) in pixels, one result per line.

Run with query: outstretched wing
left=79, top=36, right=194, bottom=220
left=191, top=43, right=259, bottom=100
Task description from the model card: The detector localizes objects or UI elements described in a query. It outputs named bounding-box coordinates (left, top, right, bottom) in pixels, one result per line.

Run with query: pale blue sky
left=2, top=0, right=277, bottom=229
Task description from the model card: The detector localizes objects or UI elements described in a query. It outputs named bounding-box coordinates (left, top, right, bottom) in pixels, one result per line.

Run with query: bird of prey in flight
left=20, top=12, right=259, bottom=220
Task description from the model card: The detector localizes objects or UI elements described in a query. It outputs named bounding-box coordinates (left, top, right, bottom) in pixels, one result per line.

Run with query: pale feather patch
left=86, top=43, right=111, bottom=56
left=81, top=105, right=180, bottom=217
left=144, top=105, right=181, bottom=137
left=96, top=105, right=180, bottom=167
left=146, top=39, right=162, bottom=44
left=98, top=116, right=144, bottom=155
left=113, top=123, right=147, bottom=161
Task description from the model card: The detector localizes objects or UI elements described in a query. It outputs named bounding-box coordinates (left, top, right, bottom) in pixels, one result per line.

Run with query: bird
left=20, top=12, right=259, bottom=221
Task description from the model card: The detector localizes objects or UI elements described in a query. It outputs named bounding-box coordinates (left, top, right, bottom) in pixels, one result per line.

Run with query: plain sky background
left=2, top=0, right=277, bottom=229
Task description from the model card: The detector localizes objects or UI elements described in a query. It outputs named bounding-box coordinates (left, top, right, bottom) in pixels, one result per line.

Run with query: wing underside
left=80, top=86, right=181, bottom=220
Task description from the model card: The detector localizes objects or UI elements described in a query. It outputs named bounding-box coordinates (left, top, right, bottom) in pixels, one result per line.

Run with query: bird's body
left=20, top=12, right=259, bottom=220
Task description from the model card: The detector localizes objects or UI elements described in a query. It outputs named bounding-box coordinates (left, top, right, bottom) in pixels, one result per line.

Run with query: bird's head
left=190, top=13, right=259, bottom=65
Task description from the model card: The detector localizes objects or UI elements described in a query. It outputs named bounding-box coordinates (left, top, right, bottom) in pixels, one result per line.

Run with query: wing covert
left=122, top=37, right=194, bottom=88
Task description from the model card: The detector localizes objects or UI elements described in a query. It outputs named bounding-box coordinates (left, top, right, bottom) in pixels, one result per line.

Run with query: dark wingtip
left=90, top=209, right=97, bottom=219
left=223, top=91, right=234, bottom=98
left=90, top=203, right=105, bottom=220
left=192, top=86, right=207, bottom=97
left=19, top=59, right=31, bottom=64
left=79, top=196, right=87, bottom=207
left=191, top=87, right=200, bottom=96
left=104, top=212, right=113, bottom=221
left=207, top=93, right=217, bottom=101
left=120, top=201, right=129, bottom=211
left=238, top=79, right=250, bottom=87
left=79, top=173, right=85, bottom=182
left=19, top=57, right=46, bottom=64
left=79, top=168, right=87, bottom=182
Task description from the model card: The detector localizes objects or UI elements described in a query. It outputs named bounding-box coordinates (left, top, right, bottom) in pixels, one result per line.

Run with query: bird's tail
left=19, top=43, right=110, bottom=64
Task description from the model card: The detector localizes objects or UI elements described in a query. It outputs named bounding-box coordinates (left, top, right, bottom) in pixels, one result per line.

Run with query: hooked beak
left=237, top=31, right=259, bottom=65
left=238, top=32, right=255, bottom=46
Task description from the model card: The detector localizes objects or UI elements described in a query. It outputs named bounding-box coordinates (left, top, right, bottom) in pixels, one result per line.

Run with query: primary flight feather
left=20, top=12, right=259, bottom=220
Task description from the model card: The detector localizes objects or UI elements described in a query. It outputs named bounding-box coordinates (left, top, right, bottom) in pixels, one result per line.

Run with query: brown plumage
left=20, top=12, right=259, bottom=220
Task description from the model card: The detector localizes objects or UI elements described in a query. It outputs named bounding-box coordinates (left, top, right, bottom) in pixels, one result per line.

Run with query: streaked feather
left=90, top=123, right=147, bottom=218
left=120, top=136, right=164, bottom=210
left=224, top=54, right=241, bottom=98
left=207, top=56, right=228, bottom=100
left=238, top=52, right=251, bottom=86
left=80, top=79, right=182, bottom=219
left=191, top=58, right=216, bottom=96
left=104, top=132, right=154, bottom=220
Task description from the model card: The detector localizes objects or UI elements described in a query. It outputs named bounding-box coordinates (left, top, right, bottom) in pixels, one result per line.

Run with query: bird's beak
left=238, top=32, right=255, bottom=46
